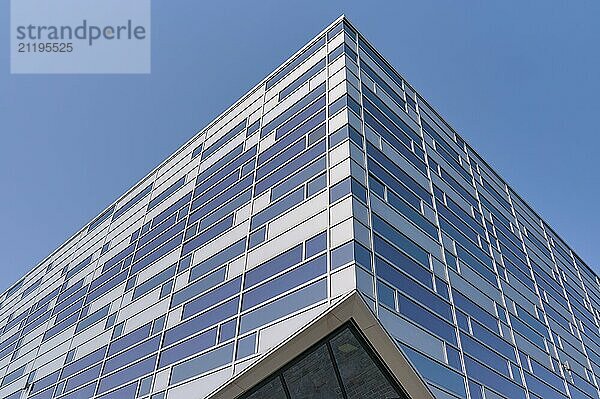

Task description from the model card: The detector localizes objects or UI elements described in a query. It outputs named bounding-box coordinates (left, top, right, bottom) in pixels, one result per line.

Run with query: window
left=239, top=324, right=406, bottom=399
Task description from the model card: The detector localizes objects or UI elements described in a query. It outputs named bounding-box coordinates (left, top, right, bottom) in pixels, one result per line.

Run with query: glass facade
left=0, top=15, right=599, bottom=399
left=239, top=323, right=405, bottom=399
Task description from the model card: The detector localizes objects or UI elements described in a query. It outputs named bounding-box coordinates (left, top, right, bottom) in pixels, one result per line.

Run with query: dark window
left=238, top=323, right=407, bottom=399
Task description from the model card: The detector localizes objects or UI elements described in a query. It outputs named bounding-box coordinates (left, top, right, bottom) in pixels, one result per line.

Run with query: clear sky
left=1, top=1, right=599, bottom=292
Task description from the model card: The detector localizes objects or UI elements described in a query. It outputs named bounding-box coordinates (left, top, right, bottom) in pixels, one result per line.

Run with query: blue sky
left=1, top=1, right=599, bottom=291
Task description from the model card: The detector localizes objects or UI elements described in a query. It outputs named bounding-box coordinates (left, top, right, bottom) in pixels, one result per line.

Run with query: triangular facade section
left=206, top=292, right=435, bottom=399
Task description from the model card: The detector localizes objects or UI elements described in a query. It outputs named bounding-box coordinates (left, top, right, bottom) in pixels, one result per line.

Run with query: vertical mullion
left=280, top=374, right=292, bottom=399
left=326, top=341, right=349, bottom=399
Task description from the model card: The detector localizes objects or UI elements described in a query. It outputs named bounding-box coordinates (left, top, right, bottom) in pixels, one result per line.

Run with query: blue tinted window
left=197, top=190, right=252, bottom=230
left=161, top=281, right=173, bottom=298
left=374, top=241, right=431, bottom=288
left=372, top=216, right=430, bottom=267
left=60, top=382, right=96, bottom=399
left=112, top=183, right=153, bottom=221
left=219, top=319, right=237, bottom=343
left=400, top=345, right=466, bottom=398
left=138, top=376, right=152, bottom=396
left=97, top=355, right=156, bottom=394
left=92, top=264, right=123, bottom=292
left=362, top=86, right=419, bottom=144
left=440, top=169, right=477, bottom=208
left=261, top=84, right=326, bottom=137
left=375, top=257, right=450, bottom=321
left=453, top=290, right=497, bottom=333
left=307, top=173, right=327, bottom=197
left=330, top=124, right=362, bottom=149
left=244, top=244, right=303, bottom=289
left=398, top=293, right=456, bottom=344
left=368, top=161, right=421, bottom=210
left=236, top=333, right=256, bottom=360
left=241, top=159, right=255, bottom=176
left=279, top=58, right=326, bottom=100
left=55, top=297, right=84, bottom=323
left=327, top=22, right=343, bottom=40
left=355, top=242, right=372, bottom=269
left=470, top=320, right=514, bottom=361
left=108, top=324, right=151, bottom=357
left=194, top=168, right=240, bottom=204
left=367, top=143, right=430, bottom=205
left=101, top=242, right=135, bottom=273
left=105, top=312, right=116, bottom=329
left=85, top=269, right=129, bottom=304
left=386, top=190, right=438, bottom=239
left=202, top=119, right=247, bottom=160
left=463, top=355, right=526, bottom=399
left=190, top=239, right=246, bottom=281
left=328, top=43, right=357, bottom=63
left=164, top=297, right=239, bottom=346
left=61, top=346, right=107, bottom=380
left=247, top=119, right=260, bottom=137
left=30, top=371, right=59, bottom=395
left=1, top=365, right=27, bottom=386
left=306, top=232, right=327, bottom=258
left=133, top=219, right=186, bottom=261
left=329, top=94, right=361, bottom=118
left=195, top=144, right=244, bottom=185
left=148, top=177, right=186, bottom=210
left=170, top=343, right=234, bottom=385
left=26, top=303, right=51, bottom=328
left=182, top=277, right=241, bottom=319
left=331, top=241, right=354, bottom=269
left=456, top=244, right=496, bottom=285
left=361, top=62, right=406, bottom=109
left=377, top=281, right=396, bottom=310
left=159, top=328, right=217, bottom=368
left=259, top=111, right=323, bottom=164
left=249, top=227, right=266, bottom=249
left=178, top=255, right=192, bottom=273
left=257, top=138, right=306, bottom=181
left=330, top=177, right=351, bottom=204
left=88, top=205, right=115, bottom=232
left=255, top=139, right=326, bottom=195
left=307, top=123, right=326, bottom=145
left=446, top=346, right=462, bottom=370
left=435, top=277, right=449, bottom=300
left=133, top=264, right=176, bottom=299
left=271, top=156, right=325, bottom=201
left=130, top=232, right=183, bottom=275
left=242, top=254, right=326, bottom=310
left=151, top=316, right=166, bottom=336
left=75, top=305, right=109, bottom=333
left=65, top=255, right=92, bottom=280
left=240, top=278, right=327, bottom=334
left=250, top=187, right=304, bottom=229
left=369, top=176, right=385, bottom=198
left=64, top=363, right=101, bottom=393
left=461, top=333, right=508, bottom=377
left=352, top=179, right=367, bottom=203
left=190, top=174, right=253, bottom=218
left=286, top=114, right=327, bottom=149
left=172, top=267, right=226, bottom=308
left=191, top=144, right=202, bottom=158
left=265, top=37, right=325, bottom=89
left=152, top=192, right=192, bottom=228
left=181, top=214, right=234, bottom=256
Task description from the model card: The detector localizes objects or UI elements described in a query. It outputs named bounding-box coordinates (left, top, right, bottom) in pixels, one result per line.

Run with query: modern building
left=1, top=15, right=599, bottom=399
